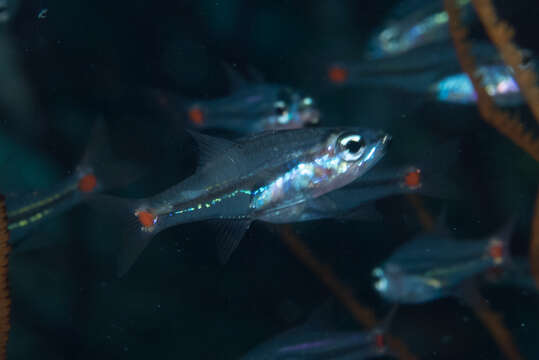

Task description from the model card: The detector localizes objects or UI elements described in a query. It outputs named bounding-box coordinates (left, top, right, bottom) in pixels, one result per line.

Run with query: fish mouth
left=380, top=133, right=391, bottom=147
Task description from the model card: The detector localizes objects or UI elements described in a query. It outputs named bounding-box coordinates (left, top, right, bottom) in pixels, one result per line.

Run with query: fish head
left=266, top=88, right=320, bottom=130
left=318, top=128, right=390, bottom=192
left=367, top=24, right=410, bottom=59
left=372, top=264, right=439, bottom=304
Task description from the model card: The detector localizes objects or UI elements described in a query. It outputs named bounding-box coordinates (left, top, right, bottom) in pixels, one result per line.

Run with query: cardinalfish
left=241, top=303, right=397, bottom=360
left=108, top=127, right=390, bottom=275
left=328, top=41, right=525, bottom=107
left=372, top=215, right=515, bottom=304
left=5, top=120, right=134, bottom=244
left=365, top=0, right=471, bottom=59
left=157, top=66, right=320, bottom=134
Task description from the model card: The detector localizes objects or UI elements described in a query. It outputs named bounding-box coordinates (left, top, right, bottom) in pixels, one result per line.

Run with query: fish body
left=372, top=220, right=514, bottom=304
left=430, top=65, right=521, bottom=105
left=241, top=303, right=393, bottom=360
left=115, top=127, right=390, bottom=275
left=186, top=84, right=319, bottom=133
left=5, top=120, right=135, bottom=245
left=366, top=0, right=471, bottom=59
left=242, top=329, right=387, bottom=360
left=330, top=42, right=525, bottom=106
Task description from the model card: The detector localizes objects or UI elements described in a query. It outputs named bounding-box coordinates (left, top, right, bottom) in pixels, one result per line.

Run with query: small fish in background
left=5, top=119, right=137, bottom=246
left=430, top=64, right=522, bottom=106
left=327, top=41, right=525, bottom=107
left=372, top=214, right=516, bottom=304
left=262, top=140, right=459, bottom=224
left=102, top=127, right=390, bottom=276
left=241, top=302, right=397, bottom=360
left=365, top=0, right=472, bottom=60
left=156, top=65, right=320, bottom=134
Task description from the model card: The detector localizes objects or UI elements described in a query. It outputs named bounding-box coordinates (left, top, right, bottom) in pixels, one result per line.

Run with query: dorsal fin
left=246, top=65, right=265, bottom=83
left=187, top=130, right=237, bottom=169
left=221, top=62, right=249, bottom=91
left=433, top=206, right=451, bottom=235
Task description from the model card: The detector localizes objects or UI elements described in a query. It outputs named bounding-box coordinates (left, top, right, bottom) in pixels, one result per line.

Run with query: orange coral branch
left=471, top=296, right=525, bottom=360
left=0, top=196, right=10, bottom=360
left=445, top=0, right=539, bottom=162
left=406, top=194, right=435, bottom=231
left=279, top=225, right=417, bottom=360
left=471, top=0, right=539, bottom=126
left=445, top=2, right=527, bottom=359
left=531, top=186, right=539, bottom=290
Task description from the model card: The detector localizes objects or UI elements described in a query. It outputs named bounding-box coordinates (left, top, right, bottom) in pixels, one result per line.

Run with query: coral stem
left=0, top=196, right=10, bottom=359
left=280, top=225, right=417, bottom=360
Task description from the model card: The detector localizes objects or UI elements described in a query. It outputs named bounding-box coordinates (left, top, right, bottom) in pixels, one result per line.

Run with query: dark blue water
left=0, top=0, right=538, bottom=359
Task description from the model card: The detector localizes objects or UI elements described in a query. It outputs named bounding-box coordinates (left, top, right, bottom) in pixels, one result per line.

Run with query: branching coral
left=471, top=0, right=539, bottom=126
left=0, top=196, right=10, bottom=359
left=280, top=225, right=417, bottom=360
left=531, top=187, right=539, bottom=290
left=445, top=1, right=531, bottom=359
left=444, top=0, right=539, bottom=163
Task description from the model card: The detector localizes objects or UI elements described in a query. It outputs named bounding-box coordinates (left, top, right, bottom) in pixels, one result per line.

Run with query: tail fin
left=486, top=216, right=517, bottom=267
left=76, top=117, right=140, bottom=196
left=89, top=195, right=159, bottom=277
left=371, top=305, right=399, bottom=355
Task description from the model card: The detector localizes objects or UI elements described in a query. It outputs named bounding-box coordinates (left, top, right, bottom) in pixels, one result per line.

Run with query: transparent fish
left=5, top=120, right=136, bottom=245
left=156, top=66, right=320, bottom=134
left=365, top=0, right=471, bottom=59
left=241, top=303, right=396, bottom=360
left=106, top=127, right=390, bottom=275
left=328, top=41, right=525, bottom=107
left=372, top=216, right=515, bottom=304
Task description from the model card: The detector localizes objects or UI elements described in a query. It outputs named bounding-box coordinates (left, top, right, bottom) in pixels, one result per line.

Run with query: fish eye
left=337, top=133, right=366, bottom=161
left=274, top=100, right=287, bottom=116
left=302, top=97, right=313, bottom=106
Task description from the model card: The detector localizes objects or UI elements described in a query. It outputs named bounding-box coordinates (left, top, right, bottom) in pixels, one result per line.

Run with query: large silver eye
left=337, top=133, right=366, bottom=161
left=274, top=100, right=289, bottom=124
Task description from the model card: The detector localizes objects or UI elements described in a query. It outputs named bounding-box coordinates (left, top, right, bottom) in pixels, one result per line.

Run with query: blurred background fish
left=154, top=66, right=320, bottom=135
left=372, top=216, right=515, bottom=304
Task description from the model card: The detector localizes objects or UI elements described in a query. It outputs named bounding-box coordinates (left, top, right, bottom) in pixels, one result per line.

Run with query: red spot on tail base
left=137, top=210, right=157, bottom=229
left=404, top=169, right=422, bottom=189
left=188, top=106, right=205, bottom=126
left=78, top=174, right=97, bottom=193
left=328, top=65, right=348, bottom=85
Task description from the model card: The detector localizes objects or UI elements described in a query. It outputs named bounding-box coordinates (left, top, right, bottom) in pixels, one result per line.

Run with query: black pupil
left=345, top=140, right=362, bottom=153
left=275, top=106, right=286, bottom=116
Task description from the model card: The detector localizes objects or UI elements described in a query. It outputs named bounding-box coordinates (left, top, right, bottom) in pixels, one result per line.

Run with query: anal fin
left=212, top=219, right=252, bottom=264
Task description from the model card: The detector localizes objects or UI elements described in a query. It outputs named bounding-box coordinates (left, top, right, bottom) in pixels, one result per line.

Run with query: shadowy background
left=0, top=0, right=538, bottom=359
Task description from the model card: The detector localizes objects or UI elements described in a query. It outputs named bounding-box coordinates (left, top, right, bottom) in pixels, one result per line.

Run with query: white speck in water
left=521, top=322, right=526, bottom=328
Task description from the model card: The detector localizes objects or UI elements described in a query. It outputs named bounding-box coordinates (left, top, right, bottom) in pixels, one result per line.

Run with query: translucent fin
left=432, top=206, right=451, bottom=235
left=221, top=62, right=249, bottom=91
left=302, top=299, right=339, bottom=332
left=487, top=216, right=517, bottom=266
left=187, top=130, right=255, bottom=187
left=187, top=130, right=237, bottom=169
left=78, top=117, right=141, bottom=193
left=246, top=65, right=265, bottom=83
left=212, top=219, right=251, bottom=264
left=89, top=195, right=157, bottom=277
